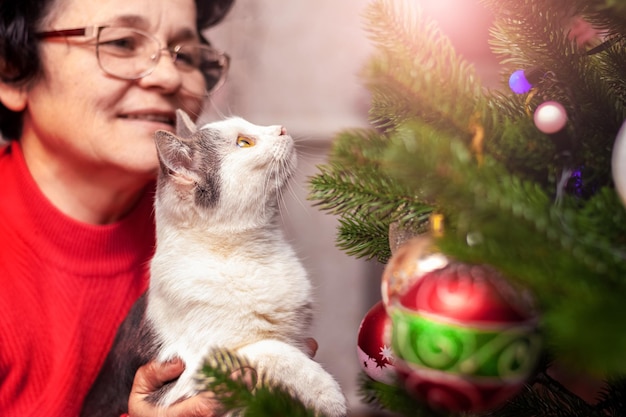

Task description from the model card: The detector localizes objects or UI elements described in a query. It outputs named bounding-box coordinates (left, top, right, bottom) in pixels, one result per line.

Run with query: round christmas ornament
left=612, top=119, right=626, bottom=207
left=533, top=101, right=568, bottom=134
left=382, top=239, right=542, bottom=413
left=508, top=68, right=543, bottom=94
left=357, top=301, right=396, bottom=384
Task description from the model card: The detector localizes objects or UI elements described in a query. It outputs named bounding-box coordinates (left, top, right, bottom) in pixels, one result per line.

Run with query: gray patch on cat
left=153, top=127, right=222, bottom=209
left=192, top=128, right=222, bottom=208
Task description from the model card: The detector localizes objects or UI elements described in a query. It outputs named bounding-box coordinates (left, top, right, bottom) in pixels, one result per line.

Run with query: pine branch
left=585, top=0, right=626, bottom=36
left=196, top=349, right=316, bottom=417
left=362, top=0, right=481, bottom=135
left=309, top=127, right=434, bottom=262
left=335, top=214, right=392, bottom=263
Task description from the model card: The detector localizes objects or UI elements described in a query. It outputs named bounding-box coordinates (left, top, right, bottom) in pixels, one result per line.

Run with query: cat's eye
left=236, top=136, right=255, bottom=148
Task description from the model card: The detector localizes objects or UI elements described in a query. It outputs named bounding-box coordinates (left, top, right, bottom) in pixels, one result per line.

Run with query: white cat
left=81, top=110, right=347, bottom=417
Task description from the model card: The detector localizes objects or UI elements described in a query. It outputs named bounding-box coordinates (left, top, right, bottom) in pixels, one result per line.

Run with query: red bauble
left=357, top=301, right=396, bottom=384
left=398, top=262, right=536, bottom=324
left=381, top=237, right=541, bottom=413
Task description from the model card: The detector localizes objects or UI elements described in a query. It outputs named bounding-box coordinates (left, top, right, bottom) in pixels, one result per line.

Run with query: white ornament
left=612, top=119, right=626, bottom=207
left=534, top=101, right=567, bottom=134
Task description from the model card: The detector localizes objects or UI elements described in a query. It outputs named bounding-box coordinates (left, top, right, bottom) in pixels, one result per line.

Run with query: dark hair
left=0, top=0, right=235, bottom=139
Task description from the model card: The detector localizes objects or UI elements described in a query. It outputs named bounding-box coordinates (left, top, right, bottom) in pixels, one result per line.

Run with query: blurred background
left=202, top=0, right=500, bottom=412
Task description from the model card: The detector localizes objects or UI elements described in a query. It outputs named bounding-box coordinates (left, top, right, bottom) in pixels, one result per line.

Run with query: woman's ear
left=0, top=82, right=27, bottom=111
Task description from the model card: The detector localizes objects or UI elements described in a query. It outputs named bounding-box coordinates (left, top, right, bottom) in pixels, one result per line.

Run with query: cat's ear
left=154, top=130, right=197, bottom=184
left=175, top=109, right=197, bottom=138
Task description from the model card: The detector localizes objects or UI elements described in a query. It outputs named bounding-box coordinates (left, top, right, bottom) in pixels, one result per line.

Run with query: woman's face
left=20, top=0, right=205, bottom=184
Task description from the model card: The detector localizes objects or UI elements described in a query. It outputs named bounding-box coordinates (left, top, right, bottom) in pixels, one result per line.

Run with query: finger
left=229, top=365, right=258, bottom=390
left=129, top=360, right=224, bottom=417
left=305, top=338, right=318, bottom=358
left=160, top=394, right=224, bottom=417
left=133, top=359, right=185, bottom=396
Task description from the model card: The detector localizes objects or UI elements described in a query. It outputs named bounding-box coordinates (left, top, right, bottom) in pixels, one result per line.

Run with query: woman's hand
left=127, top=339, right=318, bottom=417
left=128, top=359, right=223, bottom=417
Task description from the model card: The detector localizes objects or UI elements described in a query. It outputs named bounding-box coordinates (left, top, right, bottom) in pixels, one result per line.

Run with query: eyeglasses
left=36, top=26, right=230, bottom=97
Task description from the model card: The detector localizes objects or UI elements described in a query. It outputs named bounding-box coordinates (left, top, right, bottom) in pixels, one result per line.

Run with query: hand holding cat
left=128, top=359, right=224, bottom=417
left=128, top=342, right=317, bottom=417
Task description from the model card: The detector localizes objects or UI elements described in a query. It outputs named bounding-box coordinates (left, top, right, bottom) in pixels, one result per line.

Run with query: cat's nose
left=279, top=126, right=287, bottom=136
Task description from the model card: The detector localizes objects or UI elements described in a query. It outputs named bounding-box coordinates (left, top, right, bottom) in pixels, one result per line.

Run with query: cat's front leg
left=237, top=340, right=347, bottom=417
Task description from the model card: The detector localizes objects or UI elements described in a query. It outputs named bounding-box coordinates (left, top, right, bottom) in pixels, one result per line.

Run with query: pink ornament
left=357, top=301, right=396, bottom=384
left=533, top=101, right=567, bottom=134
left=612, top=119, right=626, bottom=207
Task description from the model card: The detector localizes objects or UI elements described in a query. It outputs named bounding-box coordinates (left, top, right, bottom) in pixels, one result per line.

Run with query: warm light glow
left=415, top=0, right=499, bottom=86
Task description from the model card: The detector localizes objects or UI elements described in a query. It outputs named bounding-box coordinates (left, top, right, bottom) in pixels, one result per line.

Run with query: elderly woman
left=0, top=0, right=233, bottom=415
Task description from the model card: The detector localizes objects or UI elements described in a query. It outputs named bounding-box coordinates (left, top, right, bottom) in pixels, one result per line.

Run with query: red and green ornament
left=382, top=237, right=542, bottom=413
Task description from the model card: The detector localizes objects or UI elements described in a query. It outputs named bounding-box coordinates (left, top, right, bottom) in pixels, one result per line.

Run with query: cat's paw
left=293, top=371, right=347, bottom=417
left=238, top=340, right=347, bottom=417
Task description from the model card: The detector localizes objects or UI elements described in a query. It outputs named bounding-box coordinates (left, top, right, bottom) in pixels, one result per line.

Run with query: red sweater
left=0, top=142, right=154, bottom=417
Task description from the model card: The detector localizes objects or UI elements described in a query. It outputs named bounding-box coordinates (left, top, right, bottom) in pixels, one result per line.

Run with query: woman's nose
left=137, top=50, right=183, bottom=93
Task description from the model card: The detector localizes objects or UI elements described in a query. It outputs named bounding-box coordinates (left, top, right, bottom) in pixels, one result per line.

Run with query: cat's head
left=153, top=109, right=297, bottom=230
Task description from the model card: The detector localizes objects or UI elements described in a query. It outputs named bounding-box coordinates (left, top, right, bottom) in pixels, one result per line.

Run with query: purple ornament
left=509, top=70, right=532, bottom=94
left=508, top=68, right=545, bottom=94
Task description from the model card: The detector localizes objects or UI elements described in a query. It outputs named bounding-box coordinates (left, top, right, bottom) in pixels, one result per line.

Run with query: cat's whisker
left=274, top=161, right=289, bottom=223
left=262, top=158, right=282, bottom=221
left=178, top=106, right=200, bottom=122
left=276, top=190, right=288, bottom=226
left=285, top=177, right=311, bottom=217
left=204, top=96, right=230, bottom=120
left=292, top=142, right=323, bottom=160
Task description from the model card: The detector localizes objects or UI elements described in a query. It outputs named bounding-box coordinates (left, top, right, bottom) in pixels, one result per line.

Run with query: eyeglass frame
left=35, top=26, right=230, bottom=95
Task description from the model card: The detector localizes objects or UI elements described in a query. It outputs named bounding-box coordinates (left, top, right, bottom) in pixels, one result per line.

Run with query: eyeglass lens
left=95, top=27, right=228, bottom=96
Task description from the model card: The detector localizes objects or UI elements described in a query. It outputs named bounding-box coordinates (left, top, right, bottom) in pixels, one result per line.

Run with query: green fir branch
left=309, top=162, right=433, bottom=263
left=197, top=349, right=316, bottom=417
left=335, top=214, right=392, bottom=263
left=309, top=162, right=424, bottom=220
left=586, top=0, right=626, bottom=36
left=309, top=126, right=434, bottom=261
left=362, top=0, right=481, bottom=135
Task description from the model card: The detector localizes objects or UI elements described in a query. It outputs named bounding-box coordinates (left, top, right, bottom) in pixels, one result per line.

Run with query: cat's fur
left=81, top=110, right=347, bottom=417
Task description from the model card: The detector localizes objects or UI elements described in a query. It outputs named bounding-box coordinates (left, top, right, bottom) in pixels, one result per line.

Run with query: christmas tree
left=198, top=0, right=626, bottom=415
left=307, top=0, right=626, bottom=416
